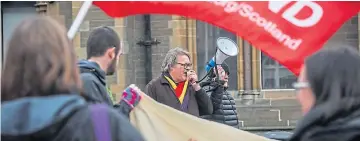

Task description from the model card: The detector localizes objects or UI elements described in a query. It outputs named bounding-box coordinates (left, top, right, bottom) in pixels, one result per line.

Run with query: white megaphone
left=205, top=37, right=239, bottom=72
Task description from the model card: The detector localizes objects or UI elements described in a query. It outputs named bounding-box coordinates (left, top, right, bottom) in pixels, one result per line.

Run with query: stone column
left=251, top=47, right=260, bottom=90
left=241, top=40, right=255, bottom=105
left=236, top=37, right=244, bottom=98
left=170, top=16, right=197, bottom=72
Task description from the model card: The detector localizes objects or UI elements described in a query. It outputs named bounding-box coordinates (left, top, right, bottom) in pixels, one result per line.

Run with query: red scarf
left=164, top=75, right=188, bottom=103
left=175, top=81, right=185, bottom=98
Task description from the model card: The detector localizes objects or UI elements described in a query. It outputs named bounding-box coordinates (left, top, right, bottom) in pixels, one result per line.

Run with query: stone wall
left=150, top=15, right=172, bottom=78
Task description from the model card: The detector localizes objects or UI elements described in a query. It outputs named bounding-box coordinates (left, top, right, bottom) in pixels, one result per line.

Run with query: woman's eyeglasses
left=292, top=82, right=310, bottom=91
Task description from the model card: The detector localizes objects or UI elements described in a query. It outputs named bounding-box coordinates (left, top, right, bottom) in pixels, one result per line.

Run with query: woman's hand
left=213, top=65, right=228, bottom=87
left=213, top=66, right=225, bottom=80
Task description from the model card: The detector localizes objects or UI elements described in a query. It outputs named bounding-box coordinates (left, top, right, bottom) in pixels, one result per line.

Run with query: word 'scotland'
left=210, top=1, right=302, bottom=50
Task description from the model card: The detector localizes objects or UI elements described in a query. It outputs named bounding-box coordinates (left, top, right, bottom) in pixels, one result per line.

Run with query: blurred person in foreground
left=1, top=16, right=143, bottom=141
left=201, top=63, right=239, bottom=129
left=145, top=47, right=213, bottom=117
left=289, top=46, right=360, bottom=141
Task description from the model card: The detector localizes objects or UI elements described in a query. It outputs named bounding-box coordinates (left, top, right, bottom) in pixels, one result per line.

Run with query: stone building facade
left=1, top=1, right=359, bottom=130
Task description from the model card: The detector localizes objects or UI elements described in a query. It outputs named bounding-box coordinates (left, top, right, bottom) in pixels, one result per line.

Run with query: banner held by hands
left=128, top=84, right=274, bottom=141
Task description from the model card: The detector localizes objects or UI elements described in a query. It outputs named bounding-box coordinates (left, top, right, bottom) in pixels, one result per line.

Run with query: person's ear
left=168, top=64, right=172, bottom=71
left=116, top=47, right=123, bottom=60
left=106, top=47, right=116, bottom=59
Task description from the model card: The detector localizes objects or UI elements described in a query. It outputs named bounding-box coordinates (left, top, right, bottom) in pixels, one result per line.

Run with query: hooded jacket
left=78, top=60, right=113, bottom=105
left=1, top=95, right=144, bottom=141
left=78, top=60, right=133, bottom=118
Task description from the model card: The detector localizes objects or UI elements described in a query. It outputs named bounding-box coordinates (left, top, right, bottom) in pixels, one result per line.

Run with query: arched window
left=261, top=53, right=297, bottom=89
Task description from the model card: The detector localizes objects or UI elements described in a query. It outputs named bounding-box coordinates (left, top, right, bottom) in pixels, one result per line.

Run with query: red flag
left=93, top=1, right=360, bottom=76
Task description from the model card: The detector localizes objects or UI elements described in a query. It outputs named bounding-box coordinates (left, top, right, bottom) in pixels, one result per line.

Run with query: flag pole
left=67, top=1, right=93, bottom=40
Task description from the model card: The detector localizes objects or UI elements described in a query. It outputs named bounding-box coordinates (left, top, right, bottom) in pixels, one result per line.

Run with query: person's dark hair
left=86, top=26, right=120, bottom=59
left=1, top=16, right=83, bottom=102
left=209, top=63, right=230, bottom=78
left=305, top=46, right=360, bottom=117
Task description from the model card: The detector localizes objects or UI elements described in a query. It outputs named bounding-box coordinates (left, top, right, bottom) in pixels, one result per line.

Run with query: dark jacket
left=145, top=74, right=213, bottom=117
left=78, top=60, right=113, bottom=105
left=289, top=99, right=360, bottom=141
left=78, top=60, right=132, bottom=118
left=201, top=83, right=239, bottom=129
left=1, top=95, right=144, bottom=141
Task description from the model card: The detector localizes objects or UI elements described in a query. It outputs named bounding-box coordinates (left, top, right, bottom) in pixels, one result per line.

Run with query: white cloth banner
left=130, top=87, right=275, bottom=141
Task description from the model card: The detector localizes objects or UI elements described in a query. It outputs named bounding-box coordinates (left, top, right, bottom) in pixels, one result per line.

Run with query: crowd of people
left=2, top=16, right=360, bottom=141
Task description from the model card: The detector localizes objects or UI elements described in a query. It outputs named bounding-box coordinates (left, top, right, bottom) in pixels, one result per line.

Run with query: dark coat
left=78, top=60, right=113, bottom=105
left=201, top=83, right=239, bottom=129
left=78, top=60, right=132, bottom=118
left=145, top=75, right=213, bottom=117
left=289, top=99, right=360, bottom=141
left=1, top=95, right=144, bottom=141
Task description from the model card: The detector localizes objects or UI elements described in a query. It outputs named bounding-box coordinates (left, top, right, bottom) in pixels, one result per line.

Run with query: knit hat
left=209, top=62, right=230, bottom=78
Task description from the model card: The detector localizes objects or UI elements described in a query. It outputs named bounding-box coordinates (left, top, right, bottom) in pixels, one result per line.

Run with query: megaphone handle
left=214, top=50, right=220, bottom=81
left=196, top=68, right=212, bottom=83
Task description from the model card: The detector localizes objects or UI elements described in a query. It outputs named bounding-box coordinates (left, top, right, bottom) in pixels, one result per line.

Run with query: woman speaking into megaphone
left=201, top=63, right=240, bottom=129
left=199, top=37, right=240, bottom=129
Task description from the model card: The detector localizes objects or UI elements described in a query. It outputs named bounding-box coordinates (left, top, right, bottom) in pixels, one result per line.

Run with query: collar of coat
left=161, top=72, right=189, bottom=104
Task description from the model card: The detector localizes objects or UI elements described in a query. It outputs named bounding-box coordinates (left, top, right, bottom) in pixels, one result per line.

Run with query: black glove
left=207, top=80, right=225, bottom=91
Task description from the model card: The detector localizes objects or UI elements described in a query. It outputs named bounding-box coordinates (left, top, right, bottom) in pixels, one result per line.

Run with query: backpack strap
left=90, top=104, right=112, bottom=141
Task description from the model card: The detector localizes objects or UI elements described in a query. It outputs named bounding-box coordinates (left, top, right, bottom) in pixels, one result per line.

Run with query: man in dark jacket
left=78, top=26, right=135, bottom=117
left=78, top=26, right=120, bottom=106
left=78, top=60, right=114, bottom=104
left=145, top=47, right=213, bottom=117
left=201, top=63, right=240, bottom=129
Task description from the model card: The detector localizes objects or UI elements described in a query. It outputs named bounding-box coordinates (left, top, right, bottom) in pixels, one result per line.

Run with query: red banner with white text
left=93, top=1, right=360, bottom=76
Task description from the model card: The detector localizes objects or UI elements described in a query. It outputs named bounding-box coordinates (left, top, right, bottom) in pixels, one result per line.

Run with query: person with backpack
left=1, top=16, right=144, bottom=141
